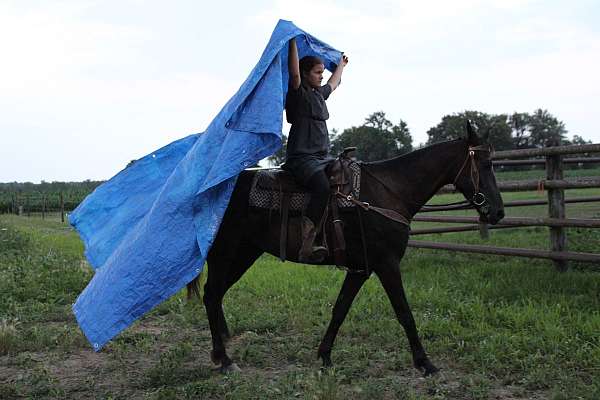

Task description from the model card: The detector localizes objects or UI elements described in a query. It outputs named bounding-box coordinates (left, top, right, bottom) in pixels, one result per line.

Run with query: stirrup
left=302, top=246, right=328, bottom=263
left=299, top=217, right=328, bottom=263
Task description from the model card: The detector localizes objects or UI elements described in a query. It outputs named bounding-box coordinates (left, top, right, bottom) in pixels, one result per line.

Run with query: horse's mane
left=362, top=138, right=466, bottom=167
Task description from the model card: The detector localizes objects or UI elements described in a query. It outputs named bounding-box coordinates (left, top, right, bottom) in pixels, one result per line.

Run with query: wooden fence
left=408, top=143, right=600, bottom=270
left=2, top=193, right=70, bottom=222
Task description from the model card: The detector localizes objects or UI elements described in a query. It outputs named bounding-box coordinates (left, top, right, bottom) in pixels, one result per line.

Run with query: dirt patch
left=0, top=322, right=555, bottom=400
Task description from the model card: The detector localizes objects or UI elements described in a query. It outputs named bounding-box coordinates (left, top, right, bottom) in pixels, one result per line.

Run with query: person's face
left=304, top=64, right=325, bottom=88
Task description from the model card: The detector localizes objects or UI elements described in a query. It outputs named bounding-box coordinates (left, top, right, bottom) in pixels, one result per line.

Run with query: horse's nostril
left=498, top=209, right=505, bottom=220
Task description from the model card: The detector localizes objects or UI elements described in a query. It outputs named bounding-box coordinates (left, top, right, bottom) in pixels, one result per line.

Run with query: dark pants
left=305, top=170, right=330, bottom=227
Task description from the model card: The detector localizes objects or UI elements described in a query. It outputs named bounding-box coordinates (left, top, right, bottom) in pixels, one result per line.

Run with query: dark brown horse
left=189, top=124, right=504, bottom=376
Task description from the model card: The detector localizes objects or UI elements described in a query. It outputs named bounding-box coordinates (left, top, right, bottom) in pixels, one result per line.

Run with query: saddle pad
left=249, top=163, right=361, bottom=211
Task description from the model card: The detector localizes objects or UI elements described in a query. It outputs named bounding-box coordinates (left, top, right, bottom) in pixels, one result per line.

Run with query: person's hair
left=299, top=56, right=324, bottom=80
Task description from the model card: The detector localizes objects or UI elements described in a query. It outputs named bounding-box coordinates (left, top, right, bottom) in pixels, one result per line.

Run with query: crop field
left=1, top=183, right=600, bottom=399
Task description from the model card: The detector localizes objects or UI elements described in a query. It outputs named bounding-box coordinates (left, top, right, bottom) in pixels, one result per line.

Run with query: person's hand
left=341, top=54, right=349, bottom=66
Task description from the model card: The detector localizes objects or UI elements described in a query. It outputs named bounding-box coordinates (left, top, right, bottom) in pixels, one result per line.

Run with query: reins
left=349, top=144, right=493, bottom=221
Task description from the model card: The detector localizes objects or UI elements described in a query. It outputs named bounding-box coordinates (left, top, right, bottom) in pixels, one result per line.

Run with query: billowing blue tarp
left=69, top=20, right=341, bottom=350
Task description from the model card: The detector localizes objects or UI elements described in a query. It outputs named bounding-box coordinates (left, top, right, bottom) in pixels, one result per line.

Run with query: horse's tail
left=186, top=277, right=201, bottom=301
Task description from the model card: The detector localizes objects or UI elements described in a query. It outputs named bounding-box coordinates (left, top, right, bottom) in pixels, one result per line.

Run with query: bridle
left=442, top=144, right=493, bottom=210
left=418, top=144, right=493, bottom=213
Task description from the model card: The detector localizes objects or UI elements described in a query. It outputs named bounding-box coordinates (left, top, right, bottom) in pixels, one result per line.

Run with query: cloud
left=2, top=0, right=600, bottom=182
left=0, top=2, right=151, bottom=87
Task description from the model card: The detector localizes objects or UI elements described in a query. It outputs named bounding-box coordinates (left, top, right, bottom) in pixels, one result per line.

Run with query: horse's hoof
left=422, top=364, right=440, bottom=377
left=220, top=363, right=241, bottom=374
left=320, top=361, right=333, bottom=371
left=317, top=351, right=333, bottom=368
left=220, top=333, right=231, bottom=343
left=415, top=358, right=439, bottom=377
left=210, top=351, right=220, bottom=365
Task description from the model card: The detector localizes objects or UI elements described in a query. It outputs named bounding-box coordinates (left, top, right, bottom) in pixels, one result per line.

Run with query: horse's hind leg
left=204, top=241, right=262, bottom=372
left=215, top=245, right=262, bottom=341
left=375, top=263, right=439, bottom=376
left=318, top=272, right=369, bottom=367
left=186, top=278, right=231, bottom=341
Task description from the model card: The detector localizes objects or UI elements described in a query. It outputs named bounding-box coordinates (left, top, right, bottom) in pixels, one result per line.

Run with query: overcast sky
left=1, top=0, right=599, bottom=183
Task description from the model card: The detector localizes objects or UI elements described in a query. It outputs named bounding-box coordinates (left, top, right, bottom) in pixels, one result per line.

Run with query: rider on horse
left=283, top=37, right=349, bottom=263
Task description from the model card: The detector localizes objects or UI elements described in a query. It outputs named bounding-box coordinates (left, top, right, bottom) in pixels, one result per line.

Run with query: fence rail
left=494, top=157, right=600, bottom=166
left=410, top=224, right=513, bottom=235
left=408, top=240, right=600, bottom=263
left=409, top=143, right=600, bottom=270
left=413, top=215, right=600, bottom=228
left=438, top=177, right=600, bottom=193
left=492, top=143, right=600, bottom=158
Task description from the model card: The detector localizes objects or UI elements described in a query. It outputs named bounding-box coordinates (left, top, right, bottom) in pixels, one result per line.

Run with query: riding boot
left=299, top=216, right=328, bottom=263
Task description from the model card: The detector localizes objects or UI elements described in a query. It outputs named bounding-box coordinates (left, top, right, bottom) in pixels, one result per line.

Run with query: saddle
left=249, top=150, right=360, bottom=211
left=249, top=147, right=361, bottom=267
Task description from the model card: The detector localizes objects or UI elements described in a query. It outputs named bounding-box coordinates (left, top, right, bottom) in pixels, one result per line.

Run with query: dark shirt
left=285, top=83, right=332, bottom=158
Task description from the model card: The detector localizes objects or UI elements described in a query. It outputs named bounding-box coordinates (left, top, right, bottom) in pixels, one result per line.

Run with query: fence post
left=16, top=192, right=22, bottom=216
left=60, top=193, right=65, bottom=223
left=547, top=153, right=567, bottom=271
left=478, top=221, right=489, bottom=240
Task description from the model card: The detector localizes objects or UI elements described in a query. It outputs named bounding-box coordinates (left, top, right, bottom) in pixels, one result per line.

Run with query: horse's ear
left=466, top=120, right=478, bottom=144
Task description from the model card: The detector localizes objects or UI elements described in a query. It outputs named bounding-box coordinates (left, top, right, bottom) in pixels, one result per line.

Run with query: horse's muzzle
left=481, top=208, right=504, bottom=225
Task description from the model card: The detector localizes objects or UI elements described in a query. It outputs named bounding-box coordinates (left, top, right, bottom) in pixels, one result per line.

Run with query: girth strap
left=279, top=192, right=291, bottom=261
left=329, top=194, right=346, bottom=266
left=356, top=207, right=370, bottom=276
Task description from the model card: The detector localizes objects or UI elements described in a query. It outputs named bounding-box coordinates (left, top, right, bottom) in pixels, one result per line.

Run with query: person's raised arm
left=288, top=38, right=301, bottom=90
left=327, top=54, right=348, bottom=91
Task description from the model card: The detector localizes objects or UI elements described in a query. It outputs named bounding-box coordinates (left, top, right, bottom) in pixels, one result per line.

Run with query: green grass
left=1, top=203, right=600, bottom=399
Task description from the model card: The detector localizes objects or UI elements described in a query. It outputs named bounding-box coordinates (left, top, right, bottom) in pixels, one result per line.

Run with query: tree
left=331, top=111, right=413, bottom=161
left=508, top=112, right=531, bottom=149
left=426, top=111, right=513, bottom=150
left=508, top=109, right=568, bottom=148
left=391, top=120, right=413, bottom=155
left=567, top=135, right=591, bottom=146
left=527, top=109, right=567, bottom=147
left=364, top=111, right=393, bottom=131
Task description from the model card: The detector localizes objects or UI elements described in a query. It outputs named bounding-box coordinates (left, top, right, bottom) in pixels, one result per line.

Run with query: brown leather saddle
left=249, top=148, right=361, bottom=267
left=249, top=149, right=360, bottom=211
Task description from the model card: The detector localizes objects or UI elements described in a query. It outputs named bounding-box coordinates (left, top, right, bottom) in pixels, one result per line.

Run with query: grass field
left=1, top=186, right=600, bottom=399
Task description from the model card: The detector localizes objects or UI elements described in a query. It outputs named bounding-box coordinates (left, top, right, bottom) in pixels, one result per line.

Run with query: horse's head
left=453, top=121, right=505, bottom=225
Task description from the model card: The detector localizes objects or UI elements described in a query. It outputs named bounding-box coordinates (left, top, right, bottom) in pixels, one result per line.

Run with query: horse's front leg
left=318, top=272, right=369, bottom=367
left=375, top=263, right=439, bottom=376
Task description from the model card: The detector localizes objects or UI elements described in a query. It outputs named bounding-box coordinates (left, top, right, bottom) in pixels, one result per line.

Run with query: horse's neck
left=366, top=140, right=467, bottom=217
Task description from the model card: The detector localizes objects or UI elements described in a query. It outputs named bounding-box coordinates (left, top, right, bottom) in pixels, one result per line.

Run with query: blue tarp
left=69, top=20, right=341, bottom=350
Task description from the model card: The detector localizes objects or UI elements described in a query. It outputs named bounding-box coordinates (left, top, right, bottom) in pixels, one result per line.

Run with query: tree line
left=0, top=180, right=103, bottom=194
left=0, top=180, right=103, bottom=213
left=270, top=108, right=593, bottom=164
